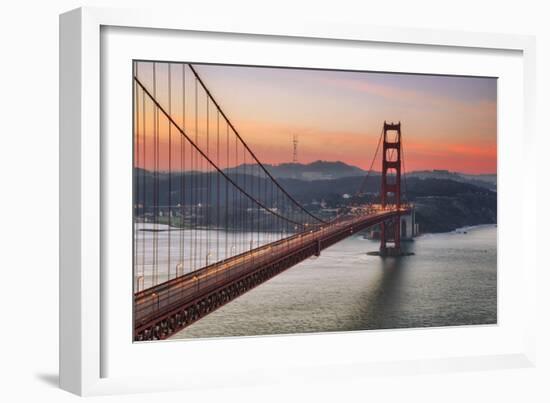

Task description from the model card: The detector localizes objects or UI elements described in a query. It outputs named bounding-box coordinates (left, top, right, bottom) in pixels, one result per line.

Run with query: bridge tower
left=380, top=121, right=402, bottom=256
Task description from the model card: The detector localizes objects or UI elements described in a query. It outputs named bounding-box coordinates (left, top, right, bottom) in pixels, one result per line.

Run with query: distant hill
left=276, top=176, right=497, bottom=234
left=408, top=170, right=496, bottom=191
left=224, top=162, right=496, bottom=190
left=134, top=167, right=496, bottom=234
left=277, top=176, right=494, bottom=204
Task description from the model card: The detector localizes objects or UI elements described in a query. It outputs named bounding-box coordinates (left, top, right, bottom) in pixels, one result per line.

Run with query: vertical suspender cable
left=152, top=62, right=158, bottom=286
left=217, top=111, right=220, bottom=263
left=134, top=62, right=140, bottom=291
left=182, top=64, right=189, bottom=275
left=206, top=97, right=210, bottom=265
left=141, top=68, right=146, bottom=287
left=168, top=63, right=172, bottom=281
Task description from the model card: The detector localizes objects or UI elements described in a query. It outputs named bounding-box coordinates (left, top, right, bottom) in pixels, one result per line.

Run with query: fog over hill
left=224, top=160, right=365, bottom=181
left=408, top=170, right=496, bottom=191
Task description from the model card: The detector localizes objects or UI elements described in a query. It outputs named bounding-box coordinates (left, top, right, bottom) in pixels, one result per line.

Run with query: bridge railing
left=134, top=222, right=330, bottom=321
left=134, top=207, right=410, bottom=321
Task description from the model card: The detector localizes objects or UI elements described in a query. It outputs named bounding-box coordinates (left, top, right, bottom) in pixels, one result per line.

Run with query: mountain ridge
left=222, top=160, right=496, bottom=190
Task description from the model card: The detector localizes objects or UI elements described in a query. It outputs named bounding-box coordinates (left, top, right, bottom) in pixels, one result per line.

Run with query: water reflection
left=172, top=226, right=497, bottom=339
left=354, top=242, right=413, bottom=330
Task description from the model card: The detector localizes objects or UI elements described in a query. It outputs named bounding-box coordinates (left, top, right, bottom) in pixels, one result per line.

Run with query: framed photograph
left=60, top=7, right=537, bottom=396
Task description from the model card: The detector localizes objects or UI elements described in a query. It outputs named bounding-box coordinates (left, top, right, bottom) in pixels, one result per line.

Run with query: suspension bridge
left=133, top=61, right=413, bottom=341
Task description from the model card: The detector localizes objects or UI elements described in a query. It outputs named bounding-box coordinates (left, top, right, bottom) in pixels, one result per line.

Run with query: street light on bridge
left=176, top=262, right=184, bottom=277
left=137, top=275, right=144, bottom=292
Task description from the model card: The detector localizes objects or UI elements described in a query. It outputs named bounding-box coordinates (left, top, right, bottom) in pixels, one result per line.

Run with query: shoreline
left=416, top=223, right=497, bottom=238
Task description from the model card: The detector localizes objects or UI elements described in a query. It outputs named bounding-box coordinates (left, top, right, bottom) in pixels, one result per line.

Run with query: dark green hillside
left=134, top=168, right=496, bottom=234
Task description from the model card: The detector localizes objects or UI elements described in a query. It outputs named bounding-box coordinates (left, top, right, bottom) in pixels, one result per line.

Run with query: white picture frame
left=59, top=6, right=537, bottom=396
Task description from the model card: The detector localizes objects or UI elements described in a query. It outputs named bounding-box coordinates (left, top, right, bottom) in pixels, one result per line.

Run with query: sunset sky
left=135, top=62, right=497, bottom=174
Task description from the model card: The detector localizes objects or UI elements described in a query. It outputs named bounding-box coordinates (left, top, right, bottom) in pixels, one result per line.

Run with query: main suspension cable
left=188, top=64, right=327, bottom=225
left=134, top=76, right=309, bottom=228
left=353, top=126, right=384, bottom=201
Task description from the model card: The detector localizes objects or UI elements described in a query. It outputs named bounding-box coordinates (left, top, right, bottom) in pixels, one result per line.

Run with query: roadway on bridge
left=134, top=207, right=409, bottom=327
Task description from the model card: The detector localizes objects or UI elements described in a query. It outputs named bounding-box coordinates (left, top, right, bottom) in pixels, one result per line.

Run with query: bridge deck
left=134, top=208, right=410, bottom=340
